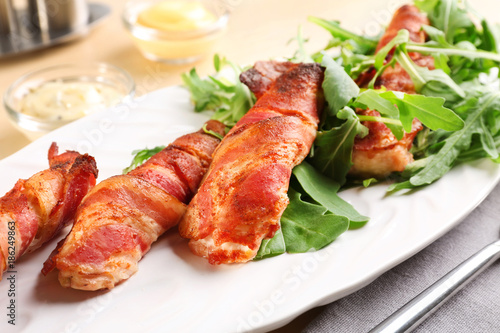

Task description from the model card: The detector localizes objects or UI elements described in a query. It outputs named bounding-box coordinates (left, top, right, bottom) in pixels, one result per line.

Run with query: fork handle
left=369, top=240, right=500, bottom=333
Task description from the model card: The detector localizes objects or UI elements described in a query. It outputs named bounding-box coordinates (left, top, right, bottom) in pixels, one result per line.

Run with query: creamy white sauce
left=20, top=80, right=123, bottom=121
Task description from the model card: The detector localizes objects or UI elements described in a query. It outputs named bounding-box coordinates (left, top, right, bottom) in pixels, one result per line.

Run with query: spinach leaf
left=255, top=229, right=286, bottom=260
left=293, top=162, right=369, bottom=227
left=311, top=107, right=366, bottom=185
left=255, top=184, right=352, bottom=259
left=280, top=188, right=349, bottom=253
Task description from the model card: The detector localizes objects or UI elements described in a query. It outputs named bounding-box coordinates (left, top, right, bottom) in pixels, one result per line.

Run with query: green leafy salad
left=126, top=0, right=500, bottom=260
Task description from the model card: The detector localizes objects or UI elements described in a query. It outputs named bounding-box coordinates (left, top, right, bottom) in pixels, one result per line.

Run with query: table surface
left=1, top=0, right=499, bottom=332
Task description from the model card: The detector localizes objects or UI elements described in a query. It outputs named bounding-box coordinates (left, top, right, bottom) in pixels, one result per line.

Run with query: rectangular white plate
left=1, top=86, right=499, bottom=333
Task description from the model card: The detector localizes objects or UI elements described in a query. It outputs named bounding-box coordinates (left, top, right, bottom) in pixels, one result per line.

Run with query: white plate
left=0, top=86, right=499, bottom=333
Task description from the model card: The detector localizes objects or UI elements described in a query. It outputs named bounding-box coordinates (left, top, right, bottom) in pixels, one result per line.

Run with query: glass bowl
left=4, top=63, right=135, bottom=140
left=122, top=0, right=229, bottom=64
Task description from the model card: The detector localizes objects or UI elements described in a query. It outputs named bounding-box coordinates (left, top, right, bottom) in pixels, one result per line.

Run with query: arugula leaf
left=404, top=21, right=500, bottom=63
left=321, top=55, right=360, bottom=116
left=288, top=25, right=314, bottom=63
left=182, top=55, right=255, bottom=127
left=362, top=178, right=379, bottom=187
left=354, top=89, right=404, bottom=140
left=394, top=46, right=466, bottom=101
left=378, top=91, right=464, bottom=133
left=421, top=25, right=454, bottom=48
left=202, top=123, right=224, bottom=140
left=353, top=89, right=463, bottom=139
left=480, top=20, right=500, bottom=53
left=374, top=29, right=409, bottom=70
left=432, top=53, right=452, bottom=74
left=457, top=135, right=500, bottom=162
left=308, top=17, right=378, bottom=54
left=479, top=115, right=499, bottom=159
left=405, top=43, right=500, bottom=63
left=339, top=48, right=375, bottom=79
left=181, top=68, right=226, bottom=113
left=123, top=146, right=165, bottom=174
left=367, top=57, right=396, bottom=90
left=416, top=0, right=474, bottom=43
left=355, top=90, right=399, bottom=118
left=311, top=107, right=366, bottom=185
left=414, top=0, right=439, bottom=13
left=386, top=180, right=415, bottom=194
left=401, top=92, right=500, bottom=188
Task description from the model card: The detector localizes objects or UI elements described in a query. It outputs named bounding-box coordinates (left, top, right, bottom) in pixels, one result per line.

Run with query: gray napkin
left=303, top=183, right=500, bottom=333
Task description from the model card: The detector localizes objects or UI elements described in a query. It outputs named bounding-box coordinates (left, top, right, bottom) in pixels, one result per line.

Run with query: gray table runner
left=304, top=183, right=500, bottom=333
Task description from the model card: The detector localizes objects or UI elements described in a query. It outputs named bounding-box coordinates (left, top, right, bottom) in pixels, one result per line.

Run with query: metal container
left=0, top=0, right=17, bottom=34
left=0, top=1, right=108, bottom=57
left=35, top=0, right=89, bottom=32
left=0, top=0, right=90, bottom=56
left=0, top=0, right=89, bottom=36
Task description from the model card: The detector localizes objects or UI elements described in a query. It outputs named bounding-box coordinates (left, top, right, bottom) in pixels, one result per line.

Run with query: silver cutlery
left=369, top=238, right=500, bottom=333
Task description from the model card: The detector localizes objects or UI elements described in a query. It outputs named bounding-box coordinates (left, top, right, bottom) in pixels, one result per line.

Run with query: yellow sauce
left=20, top=81, right=123, bottom=121
left=137, top=1, right=217, bottom=31
left=132, top=1, right=224, bottom=62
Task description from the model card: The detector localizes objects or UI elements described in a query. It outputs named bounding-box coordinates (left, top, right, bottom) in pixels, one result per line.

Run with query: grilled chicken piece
left=350, top=5, right=432, bottom=178
left=0, top=143, right=97, bottom=280
left=43, top=120, right=225, bottom=290
left=351, top=109, right=423, bottom=178
left=179, top=61, right=324, bottom=265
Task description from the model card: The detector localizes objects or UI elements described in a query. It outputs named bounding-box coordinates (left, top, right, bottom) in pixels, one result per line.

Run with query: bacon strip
left=350, top=5, right=432, bottom=178
left=44, top=120, right=225, bottom=290
left=179, top=62, right=324, bottom=265
left=0, top=143, right=98, bottom=280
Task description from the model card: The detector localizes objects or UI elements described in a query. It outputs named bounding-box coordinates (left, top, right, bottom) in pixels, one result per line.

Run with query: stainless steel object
left=34, top=0, right=89, bottom=32
left=0, top=0, right=17, bottom=34
left=369, top=239, right=500, bottom=333
left=0, top=2, right=109, bottom=57
left=0, top=0, right=89, bottom=33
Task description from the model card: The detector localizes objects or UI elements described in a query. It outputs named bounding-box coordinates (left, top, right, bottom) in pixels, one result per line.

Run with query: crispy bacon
left=179, top=62, right=324, bottom=265
left=375, top=5, right=429, bottom=54
left=44, top=120, right=225, bottom=290
left=350, top=5, right=432, bottom=178
left=0, top=143, right=97, bottom=280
